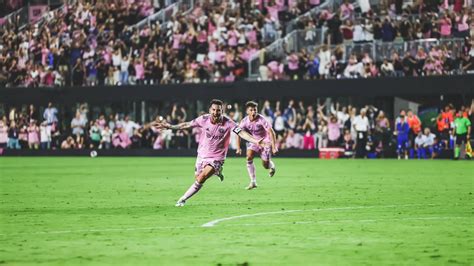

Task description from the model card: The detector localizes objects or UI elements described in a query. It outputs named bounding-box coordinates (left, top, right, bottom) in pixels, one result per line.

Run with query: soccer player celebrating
left=154, top=99, right=267, bottom=207
left=236, top=101, right=278, bottom=190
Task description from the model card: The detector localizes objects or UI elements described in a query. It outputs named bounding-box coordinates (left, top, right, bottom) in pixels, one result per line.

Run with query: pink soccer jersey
left=191, top=114, right=238, bottom=161
left=239, top=114, right=271, bottom=142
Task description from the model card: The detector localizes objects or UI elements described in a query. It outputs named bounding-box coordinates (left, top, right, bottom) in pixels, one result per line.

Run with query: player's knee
left=262, top=161, right=270, bottom=169
left=196, top=174, right=207, bottom=184
left=246, top=156, right=254, bottom=162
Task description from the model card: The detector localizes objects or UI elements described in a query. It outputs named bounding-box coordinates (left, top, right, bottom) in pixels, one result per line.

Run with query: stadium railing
left=248, top=36, right=465, bottom=79
left=132, top=0, right=196, bottom=30
left=342, top=38, right=465, bottom=63
left=248, top=0, right=430, bottom=80
left=248, top=29, right=326, bottom=78
left=0, top=6, right=29, bottom=29
left=248, top=0, right=335, bottom=79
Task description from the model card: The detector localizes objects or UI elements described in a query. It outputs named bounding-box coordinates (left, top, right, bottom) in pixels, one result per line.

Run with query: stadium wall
left=2, top=75, right=474, bottom=104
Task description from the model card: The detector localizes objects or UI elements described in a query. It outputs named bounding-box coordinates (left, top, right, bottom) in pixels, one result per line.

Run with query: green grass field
left=0, top=158, right=473, bottom=265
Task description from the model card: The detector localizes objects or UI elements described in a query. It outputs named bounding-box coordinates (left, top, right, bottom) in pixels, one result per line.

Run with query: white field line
left=201, top=203, right=438, bottom=227
left=1, top=215, right=467, bottom=237
left=0, top=204, right=471, bottom=237
left=221, top=216, right=469, bottom=227
left=0, top=225, right=202, bottom=237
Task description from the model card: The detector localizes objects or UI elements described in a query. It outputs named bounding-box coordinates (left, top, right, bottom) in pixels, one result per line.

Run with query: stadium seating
left=0, top=0, right=472, bottom=87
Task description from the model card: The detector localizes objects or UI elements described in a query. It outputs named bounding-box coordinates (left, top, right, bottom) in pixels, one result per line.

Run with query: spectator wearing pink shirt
left=266, top=3, right=280, bottom=22
left=267, top=60, right=284, bottom=80
left=439, top=14, right=452, bottom=38
left=301, top=112, right=317, bottom=150
left=415, top=48, right=427, bottom=75
left=172, top=31, right=183, bottom=50
left=327, top=116, right=341, bottom=147
left=27, top=120, right=40, bottom=149
left=285, top=129, right=301, bottom=148
left=340, top=0, right=355, bottom=21
left=302, top=130, right=315, bottom=150
left=245, top=27, right=258, bottom=45
left=227, top=27, right=239, bottom=47
left=429, top=47, right=441, bottom=59
left=134, top=58, right=145, bottom=84
left=215, top=50, right=226, bottom=63
left=0, top=120, right=7, bottom=150
left=112, top=127, right=132, bottom=149
left=286, top=53, right=300, bottom=80
left=309, top=0, right=320, bottom=7
left=102, top=48, right=112, bottom=65
left=423, top=58, right=437, bottom=75
left=455, top=9, right=470, bottom=38
left=275, top=0, right=285, bottom=10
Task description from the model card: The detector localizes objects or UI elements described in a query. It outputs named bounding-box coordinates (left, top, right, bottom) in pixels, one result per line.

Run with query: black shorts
left=440, top=129, right=450, bottom=141
left=274, top=129, right=285, bottom=138
left=456, top=133, right=467, bottom=145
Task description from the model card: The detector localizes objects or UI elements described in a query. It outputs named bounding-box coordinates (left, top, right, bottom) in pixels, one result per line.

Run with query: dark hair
left=209, top=99, right=223, bottom=107
left=245, top=101, right=258, bottom=109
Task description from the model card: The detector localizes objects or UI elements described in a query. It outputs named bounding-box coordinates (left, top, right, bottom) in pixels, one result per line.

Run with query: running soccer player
left=236, top=101, right=278, bottom=190
left=153, top=99, right=267, bottom=207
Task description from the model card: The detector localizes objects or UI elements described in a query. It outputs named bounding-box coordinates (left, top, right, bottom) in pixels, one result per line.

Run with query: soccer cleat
left=246, top=183, right=257, bottom=190
left=175, top=199, right=186, bottom=207
left=269, top=166, right=276, bottom=177
left=216, top=172, right=224, bottom=182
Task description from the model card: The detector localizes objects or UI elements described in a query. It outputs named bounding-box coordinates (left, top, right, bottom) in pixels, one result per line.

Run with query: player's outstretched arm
left=234, top=127, right=266, bottom=147
left=155, top=121, right=194, bottom=130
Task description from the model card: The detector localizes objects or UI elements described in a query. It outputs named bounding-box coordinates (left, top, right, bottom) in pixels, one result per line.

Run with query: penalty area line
left=0, top=214, right=465, bottom=237
left=201, top=203, right=439, bottom=227
left=1, top=204, right=451, bottom=237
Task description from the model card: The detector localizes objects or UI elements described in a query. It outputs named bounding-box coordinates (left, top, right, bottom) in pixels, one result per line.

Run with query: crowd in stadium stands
left=0, top=0, right=473, bottom=87
left=0, top=0, right=309, bottom=87
left=1, top=100, right=472, bottom=159
left=259, top=0, right=474, bottom=80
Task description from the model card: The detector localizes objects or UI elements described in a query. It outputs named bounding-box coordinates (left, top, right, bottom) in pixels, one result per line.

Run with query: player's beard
left=211, top=114, right=221, bottom=123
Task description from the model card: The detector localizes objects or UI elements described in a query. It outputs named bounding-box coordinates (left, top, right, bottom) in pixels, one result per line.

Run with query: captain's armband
left=233, top=127, right=243, bottom=134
